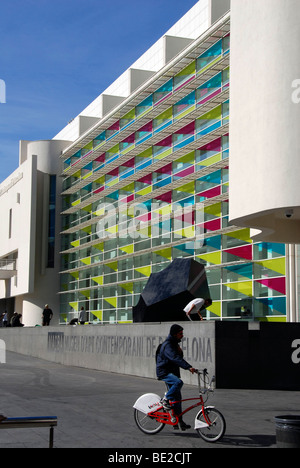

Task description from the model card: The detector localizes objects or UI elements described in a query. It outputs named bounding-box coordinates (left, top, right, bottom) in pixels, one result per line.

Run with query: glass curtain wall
left=60, top=32, right=287, bottom=324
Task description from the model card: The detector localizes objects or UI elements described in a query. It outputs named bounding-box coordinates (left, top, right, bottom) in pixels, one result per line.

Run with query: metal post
left=287, top=244, right=297, bottom=323
left=49, top=427, right=54, bottom=449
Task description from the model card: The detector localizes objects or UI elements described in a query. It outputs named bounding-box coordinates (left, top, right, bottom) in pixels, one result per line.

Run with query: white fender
left=133, top=393, right=162, bottom=414
left=194, top=406, right=215, bottom=430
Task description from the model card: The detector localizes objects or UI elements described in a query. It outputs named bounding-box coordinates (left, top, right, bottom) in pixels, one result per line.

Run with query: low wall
left=215, top=321, right=300, bottom=390
left=0, top=321, right=215, bottom=386
left=1, top=321, right=299, bottom=389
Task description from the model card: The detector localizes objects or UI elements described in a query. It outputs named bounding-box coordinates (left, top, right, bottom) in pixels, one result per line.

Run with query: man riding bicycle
left=156, top=324, right=196, bottom=430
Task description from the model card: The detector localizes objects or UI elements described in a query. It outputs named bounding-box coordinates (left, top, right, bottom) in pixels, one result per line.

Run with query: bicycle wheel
left=134, top=408, right=165, bottom=435
left=196, top=408, right=226, bottom=443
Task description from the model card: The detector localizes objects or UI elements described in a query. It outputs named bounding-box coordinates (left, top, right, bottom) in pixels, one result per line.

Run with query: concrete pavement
left=0, top=351, right=299, bottom=449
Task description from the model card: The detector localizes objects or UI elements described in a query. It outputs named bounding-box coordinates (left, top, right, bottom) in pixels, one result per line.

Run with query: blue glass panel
left=256, top=297, right=286, bottom=315
left=197, top=40, right=222, bottom=71
left=154, top=78, right=173, bottom=94
left=175, top=196, right=195, bottom=207
left=198, top=170, right=222, bottom=184
left=136, top=160, right=152, bottom=171
left=198, top=73, right=222, bottom=92
left=173, top=91, right=195, bottom=117
left=174, top=243, right=195, bottom=255
left=257, top=242, right=286, bottom=257
left=153, top=120, right=173, bottom=134
left=225, top=264, right=253, bottom=279
left=94, top=131, right=105, bottom=141
left=108, top=191, right=119, bottom=201
left=136, top=134, right=152, bottom=145
left=137, top=95, right=153, bottom=108
left=153, top=177, right=172, bottom=189
left=196, top=121, right=221, bottom=138
left=120, top=170, right=134, bottom=180
left=174, top=135, right=195, bottom=150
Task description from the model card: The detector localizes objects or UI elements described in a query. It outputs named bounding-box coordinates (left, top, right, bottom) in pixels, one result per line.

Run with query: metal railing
left=0, top=260, right=17, bottom=271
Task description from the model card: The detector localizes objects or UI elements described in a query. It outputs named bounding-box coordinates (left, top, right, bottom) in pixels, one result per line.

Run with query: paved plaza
left=0, top=351, right=299, bottom=449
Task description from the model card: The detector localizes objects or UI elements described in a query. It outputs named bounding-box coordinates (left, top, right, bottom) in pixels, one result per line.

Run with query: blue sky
left=0, top=0, right=198, bottom=182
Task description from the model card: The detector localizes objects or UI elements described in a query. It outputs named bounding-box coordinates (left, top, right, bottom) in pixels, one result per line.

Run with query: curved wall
left=26, top=139, right=67, bottom=173
left=229, top=0, right=300, bottom=242
left=20, top=140, right=70, bottom=326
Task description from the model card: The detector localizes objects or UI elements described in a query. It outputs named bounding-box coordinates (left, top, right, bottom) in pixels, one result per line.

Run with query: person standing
left=2, top=311, right=8, bottom=328
left=42, top=305, right=53, bottom=326
left=0, top=313, right=4, bottom=327
left=79, top=307, right=86, bottom=325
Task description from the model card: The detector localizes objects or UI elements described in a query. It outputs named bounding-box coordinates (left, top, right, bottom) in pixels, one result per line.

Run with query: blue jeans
left=161, top=373, right=183, bottom=416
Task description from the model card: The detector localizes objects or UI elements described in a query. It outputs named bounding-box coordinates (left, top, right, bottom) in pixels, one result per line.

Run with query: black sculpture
left=132, top=258, right=211, bottom=322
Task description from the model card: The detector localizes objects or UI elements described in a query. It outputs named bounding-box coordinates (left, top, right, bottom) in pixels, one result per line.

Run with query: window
left=47, top=175, right=56, bottom=268
left=8, top=209, right=12, bottom=239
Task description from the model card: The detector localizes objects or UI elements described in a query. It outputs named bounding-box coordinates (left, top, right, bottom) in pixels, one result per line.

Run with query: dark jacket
left=156, top=334, right=192, bottom=379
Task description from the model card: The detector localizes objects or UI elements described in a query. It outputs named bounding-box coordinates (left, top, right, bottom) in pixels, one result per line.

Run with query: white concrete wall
left=229, top=0, right=300, bottom=243
left=0, top=322, right=216, bottom=384
left=297, top=245, right=300, bottom=322
left=0, top=140, right=70, bottom=326
left=21, top=140, right=70, bottom=326
left=0, top=155, right=37, bottom=297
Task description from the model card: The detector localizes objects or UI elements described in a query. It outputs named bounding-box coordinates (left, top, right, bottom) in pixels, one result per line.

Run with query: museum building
left=0, top=0, right=299, bottom=326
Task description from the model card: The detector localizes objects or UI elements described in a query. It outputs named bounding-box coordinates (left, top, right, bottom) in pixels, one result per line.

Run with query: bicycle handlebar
left=194, top=368, right=215, bottom=393
left=194, top=368, right=207, bottom=375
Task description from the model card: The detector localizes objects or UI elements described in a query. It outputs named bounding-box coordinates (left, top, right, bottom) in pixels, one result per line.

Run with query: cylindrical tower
left=229, top=0, right=300, bottom=243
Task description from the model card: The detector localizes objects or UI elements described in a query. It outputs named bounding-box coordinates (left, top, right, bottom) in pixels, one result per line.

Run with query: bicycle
left=133, top=369, right=226, bottom=443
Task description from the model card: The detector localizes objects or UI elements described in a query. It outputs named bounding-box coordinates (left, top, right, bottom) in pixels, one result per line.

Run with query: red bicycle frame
left=148, top=394, right=211, bottom=426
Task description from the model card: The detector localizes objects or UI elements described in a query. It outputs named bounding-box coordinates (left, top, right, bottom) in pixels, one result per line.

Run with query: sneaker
left=160, top=397, right=172, bottom=410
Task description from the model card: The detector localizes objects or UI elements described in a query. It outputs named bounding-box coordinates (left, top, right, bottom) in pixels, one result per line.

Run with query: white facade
left=0, top=140, right=70, bottom=326
left=0, top=156, right=36, bottom=298
left=229, top=0, right=300, bottom=244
